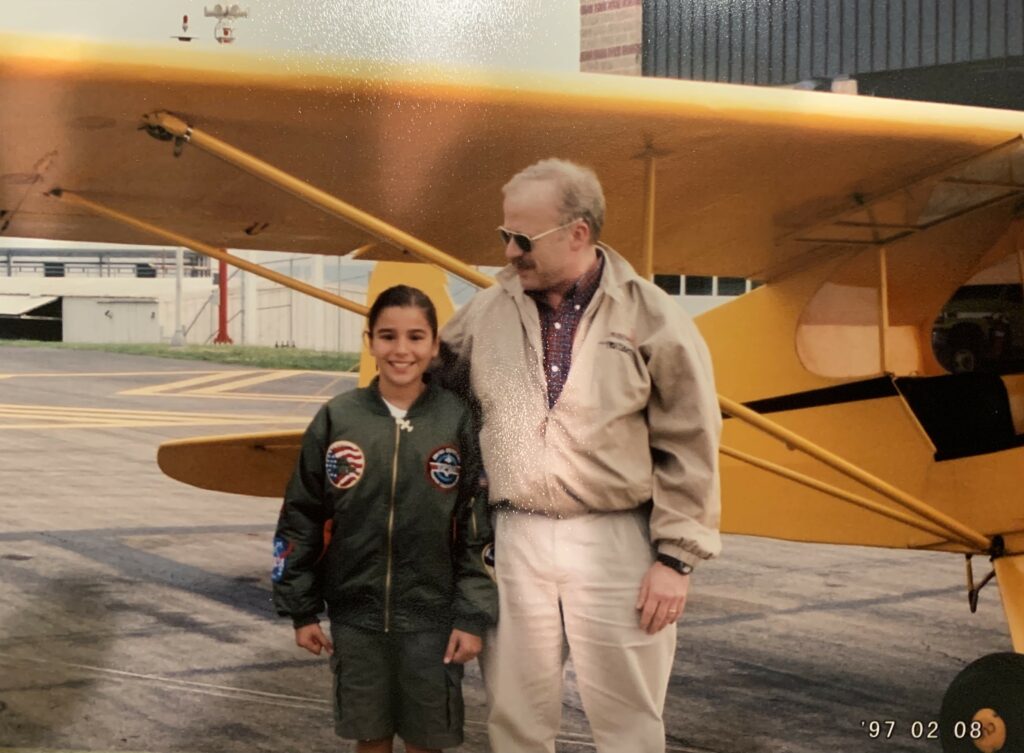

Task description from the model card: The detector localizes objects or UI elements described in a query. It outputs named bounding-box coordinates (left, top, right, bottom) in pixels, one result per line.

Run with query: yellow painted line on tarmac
left=0, top=404, right=309, bottom=430
left=122, top=369, right=350, bottom=400
left=0, top=418, right=308, bottom=430
left=0, top=370, right=227, bottom=379
left=189, top=369, right=304, bottom=395
left=1, top=420, right=306, bottom=430
left=119, top=370, right=258, bottom=396
left=0, top=403, right=301, bottom=421
left=146, top=390, right=334, bottom=403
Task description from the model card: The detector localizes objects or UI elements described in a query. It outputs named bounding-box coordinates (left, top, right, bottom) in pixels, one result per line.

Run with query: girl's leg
left=355, top=737, right=394, bottom=753
left=403, top=743, right=440, bottom=753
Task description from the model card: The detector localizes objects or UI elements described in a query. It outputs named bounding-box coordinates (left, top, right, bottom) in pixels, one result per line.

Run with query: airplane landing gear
left=940, top=652, right=1024, bottom=753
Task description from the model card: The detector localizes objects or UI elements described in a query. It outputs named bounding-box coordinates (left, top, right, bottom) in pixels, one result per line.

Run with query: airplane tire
left=948, top=324, right=985, bottom=373
left=939, top=652, right=1024, bottom=753
left=951, top=346, right=979, bottom=374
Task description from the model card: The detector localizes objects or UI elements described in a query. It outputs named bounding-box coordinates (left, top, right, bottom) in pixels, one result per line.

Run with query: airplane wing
left=9, top=34, right=1024, bottom=560
left=157, top=430, right=303, bottom=498
left=3, top=33, right=1024, bottom=280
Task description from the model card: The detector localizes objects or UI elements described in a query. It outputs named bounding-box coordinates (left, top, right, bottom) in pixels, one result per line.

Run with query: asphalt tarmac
left=0, top=346, right=1012, bottom=753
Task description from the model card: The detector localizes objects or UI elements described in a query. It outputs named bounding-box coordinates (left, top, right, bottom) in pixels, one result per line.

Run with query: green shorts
left=329, top=623, right=464, bottom=749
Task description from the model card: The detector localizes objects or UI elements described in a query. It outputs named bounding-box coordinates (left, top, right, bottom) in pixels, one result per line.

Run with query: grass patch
left=0, top=340, right=360, bottom=371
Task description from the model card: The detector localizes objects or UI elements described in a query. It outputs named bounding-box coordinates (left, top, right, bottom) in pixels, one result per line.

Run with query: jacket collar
left=363, top=375, right=437, bottom=417
left=496, top=243, right=636, bottom=305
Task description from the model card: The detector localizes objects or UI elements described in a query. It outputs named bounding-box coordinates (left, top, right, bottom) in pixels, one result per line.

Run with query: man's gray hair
left=503, top=158, right=606, bottom=243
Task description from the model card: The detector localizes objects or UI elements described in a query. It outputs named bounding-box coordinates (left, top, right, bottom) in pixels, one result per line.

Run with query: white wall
left=0, top=260, right=369, bottom=350
left=63, top=297, right=161, bottom=343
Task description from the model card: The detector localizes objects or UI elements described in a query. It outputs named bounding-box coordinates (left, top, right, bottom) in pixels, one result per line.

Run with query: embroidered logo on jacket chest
left=426, top=446, right=461, bottom=490
left=325, top=440, right=365, bottom=489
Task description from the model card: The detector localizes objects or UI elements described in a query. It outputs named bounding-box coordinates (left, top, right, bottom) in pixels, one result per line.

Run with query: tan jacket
left=439, top=245, right=721, bottom=567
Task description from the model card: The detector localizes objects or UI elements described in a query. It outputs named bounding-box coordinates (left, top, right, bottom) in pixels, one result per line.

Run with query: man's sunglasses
left=497, top=220, right=578, bottom=253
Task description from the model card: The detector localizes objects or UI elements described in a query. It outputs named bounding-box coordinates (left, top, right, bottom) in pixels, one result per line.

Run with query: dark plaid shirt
left=527, top=252, right=605, bottom=408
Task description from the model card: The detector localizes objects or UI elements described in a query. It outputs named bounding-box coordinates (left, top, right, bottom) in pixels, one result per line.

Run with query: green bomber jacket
left=272, top=378, right=497, bottom=636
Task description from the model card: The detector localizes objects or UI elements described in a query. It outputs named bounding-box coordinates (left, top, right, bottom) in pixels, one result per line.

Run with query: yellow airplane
left=3, top=34, right=1023, bottom=752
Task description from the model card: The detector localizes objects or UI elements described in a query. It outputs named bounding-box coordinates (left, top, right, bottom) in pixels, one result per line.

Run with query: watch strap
left=656, top=553, right=694, bottom=575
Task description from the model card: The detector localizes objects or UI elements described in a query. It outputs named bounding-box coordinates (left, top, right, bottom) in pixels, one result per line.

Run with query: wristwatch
left=656, top=553, right=694, bottom=576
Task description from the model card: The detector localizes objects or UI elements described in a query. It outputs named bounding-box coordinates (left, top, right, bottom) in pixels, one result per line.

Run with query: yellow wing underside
left=4, top=33, right=1024, bottom=279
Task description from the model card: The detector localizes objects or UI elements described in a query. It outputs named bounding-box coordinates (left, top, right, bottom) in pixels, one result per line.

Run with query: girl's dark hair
left=366, top=285, right=438, bottom=338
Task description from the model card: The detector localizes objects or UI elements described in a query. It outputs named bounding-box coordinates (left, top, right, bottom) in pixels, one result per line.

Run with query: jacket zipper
left=384, top=420, right=401, bottom=632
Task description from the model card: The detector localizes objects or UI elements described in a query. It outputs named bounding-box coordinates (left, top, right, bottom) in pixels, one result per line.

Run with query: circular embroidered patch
left=482, top=542, right=496, bottom=582
left=325, top=440, right=365, bottom=489
left=427, top=446, right=461, bottom=490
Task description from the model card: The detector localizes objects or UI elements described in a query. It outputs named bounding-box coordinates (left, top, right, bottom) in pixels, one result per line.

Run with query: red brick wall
left=580, top=0, right=642, bottom=75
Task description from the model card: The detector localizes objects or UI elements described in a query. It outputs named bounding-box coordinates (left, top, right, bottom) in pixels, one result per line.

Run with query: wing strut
left=878, top=245, right=889, bottom=373
left=720, top=395, right=993, bottom=553
left=720, top=445, right=953, bottom=542
left=141, top=111, right=494, bottom=291
left=641, top=154, right=655, bottom=280
left=46, top=190, right=370, bottom=317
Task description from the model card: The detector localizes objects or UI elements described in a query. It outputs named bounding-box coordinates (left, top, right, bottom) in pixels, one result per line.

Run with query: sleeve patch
left=482, top=542, right=496, bottom=582
left=271, top=536, right=293, bottom=582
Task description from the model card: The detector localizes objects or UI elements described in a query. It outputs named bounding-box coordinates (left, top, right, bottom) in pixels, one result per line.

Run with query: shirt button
left=551, top=365, right=560, bottom=373
left=574, top=304, right=581, bottom=311
left=554, top=322, right=562, bottom=330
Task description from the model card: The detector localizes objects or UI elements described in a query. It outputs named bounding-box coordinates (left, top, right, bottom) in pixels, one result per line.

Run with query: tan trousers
left=482, top=507, right=677, bottom=753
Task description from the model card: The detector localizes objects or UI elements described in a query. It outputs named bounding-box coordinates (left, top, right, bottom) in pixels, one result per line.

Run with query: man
left=439, top=158, right=721, bottom=753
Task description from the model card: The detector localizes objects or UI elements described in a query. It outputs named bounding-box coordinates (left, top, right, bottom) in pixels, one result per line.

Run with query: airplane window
left=684, top=275, right=712, bottom=295
left=716, top=277, right=746, bottom=296
left=931, top=283, right=1024, bottom=375
left=653, top=274, right=681, bottom=295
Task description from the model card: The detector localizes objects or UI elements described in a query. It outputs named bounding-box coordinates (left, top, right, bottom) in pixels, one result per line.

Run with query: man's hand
left=636, top=561, right=690, bottom=635
left=444, top=628, right=482, bottom=664
left=295, top=623, right=334, bottom=656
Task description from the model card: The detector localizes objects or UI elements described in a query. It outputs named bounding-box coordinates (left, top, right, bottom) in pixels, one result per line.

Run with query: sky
left=0, top=0, right=580, bottom=71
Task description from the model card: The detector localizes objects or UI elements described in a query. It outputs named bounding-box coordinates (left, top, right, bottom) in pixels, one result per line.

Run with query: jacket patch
left=426, top=446, right=461, bottom=490
left=271, top=536, right=293, bottom=582
left=482, top=542, right=496, bottom=582
left=326, top=440, right=365, bottom=489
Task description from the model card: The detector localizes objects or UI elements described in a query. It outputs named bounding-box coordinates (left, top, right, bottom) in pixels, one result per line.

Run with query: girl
left=272, top=285, right=496, bottom=753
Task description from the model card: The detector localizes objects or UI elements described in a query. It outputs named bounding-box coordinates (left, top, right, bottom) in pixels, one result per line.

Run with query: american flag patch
left=325, top=440, right=365, bottom=490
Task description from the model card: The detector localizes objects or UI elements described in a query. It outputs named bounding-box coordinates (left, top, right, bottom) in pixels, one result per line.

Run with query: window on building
left=136, top=263, right=157, bottom=279
left=684, top=275, right=713, bottom=295
left=717, top=277, right=747, bottom=296
left=43, top=262, right=65, bottom=278
left=653, top=274, right=681, bottom=295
